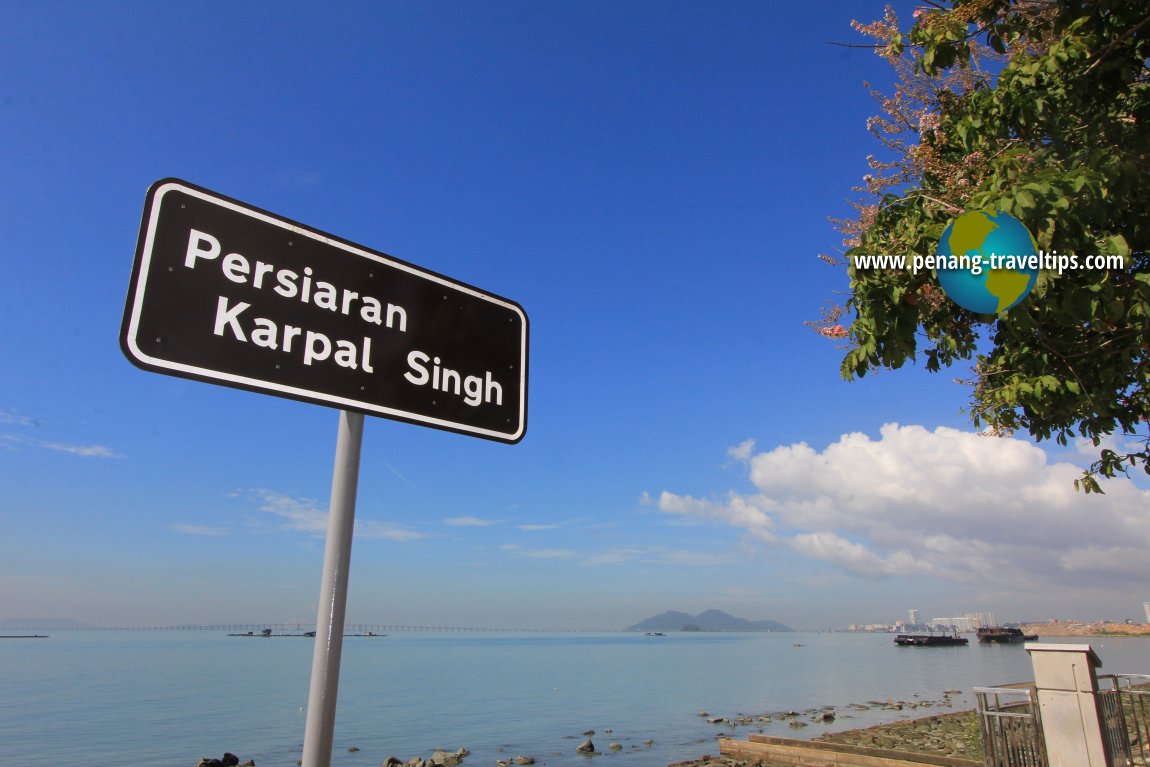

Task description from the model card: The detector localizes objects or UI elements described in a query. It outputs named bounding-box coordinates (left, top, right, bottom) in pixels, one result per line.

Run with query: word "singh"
left=404, top=351, right=503, bottom=407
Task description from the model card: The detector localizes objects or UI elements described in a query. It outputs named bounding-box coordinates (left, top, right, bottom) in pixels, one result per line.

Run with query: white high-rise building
left=952, top=616, right=975, bottom=632
left=908, top=608, right=920, bottom=626
left=1144, top=601, right=1150, bottom=623
left=966, top=611, right=996, bottom=628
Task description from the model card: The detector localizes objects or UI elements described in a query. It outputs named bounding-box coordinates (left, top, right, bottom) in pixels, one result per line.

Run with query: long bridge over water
left=9, top=623, right=611, bottom=633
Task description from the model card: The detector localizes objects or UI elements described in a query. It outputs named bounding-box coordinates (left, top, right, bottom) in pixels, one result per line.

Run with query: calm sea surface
left=1, top=630, right=1147, bottom=767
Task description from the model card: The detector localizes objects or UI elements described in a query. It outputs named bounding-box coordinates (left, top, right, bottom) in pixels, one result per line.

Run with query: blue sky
left=3, top=1, right=1147, bottom=631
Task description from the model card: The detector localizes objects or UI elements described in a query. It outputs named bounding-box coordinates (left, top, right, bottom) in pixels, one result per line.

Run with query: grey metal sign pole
left=301, top=410, right=365, bottom=767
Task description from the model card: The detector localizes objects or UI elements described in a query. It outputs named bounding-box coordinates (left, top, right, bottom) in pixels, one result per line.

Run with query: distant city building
left=931, top=615, right=978, bottom=632
left=1144, top=601, right=1150, bottom=623
left=953, top=616, right=975, bottom=632
left=966, top=611, right=995, bottom=628
left=848, top=623, right=900, bottom=632
left=850, top=608, right=995, bottom=633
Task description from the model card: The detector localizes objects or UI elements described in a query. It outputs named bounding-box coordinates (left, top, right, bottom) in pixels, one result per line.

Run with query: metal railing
left=1099, top=673, right=1150, bottom=766
left=975, top=684, right=1047, bottom=767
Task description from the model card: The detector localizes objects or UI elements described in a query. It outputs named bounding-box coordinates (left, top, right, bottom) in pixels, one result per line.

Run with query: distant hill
left=626, top=609, right=792, bottom=632
left=0, top=617, right=92, bottom=629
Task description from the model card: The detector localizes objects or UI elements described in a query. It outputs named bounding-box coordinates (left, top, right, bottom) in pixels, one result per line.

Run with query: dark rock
left=582, top=730, right=595, bottom=737
left=426, top=748, right=468, bottom=767
left=576, top=738, right=595, bottom=753
left=348, top=746, right=360, bottom=752
left=222, top=755, right=240, bottom=767
left=512, top=757, right=535, bottom=765
left=608, top=743, right=622, bottom=751
left=383, top=757, right=403, bottom=766
left=197, top=760, right=223, bottom=767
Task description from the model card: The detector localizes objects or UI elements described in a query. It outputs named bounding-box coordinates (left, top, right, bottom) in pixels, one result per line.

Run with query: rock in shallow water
left=197, top=754, right=246, bottom=767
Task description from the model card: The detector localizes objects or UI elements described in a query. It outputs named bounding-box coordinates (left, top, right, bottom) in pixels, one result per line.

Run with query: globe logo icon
left=936, top=210, right=1039, bottom=313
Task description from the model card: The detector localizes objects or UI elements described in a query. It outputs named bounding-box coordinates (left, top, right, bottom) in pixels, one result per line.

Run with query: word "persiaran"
left=185, top=229, right=408, bottom=331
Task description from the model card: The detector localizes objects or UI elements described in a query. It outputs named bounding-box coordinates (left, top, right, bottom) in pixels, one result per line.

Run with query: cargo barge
left=894, top=633, right=969, bottom=647
left=976, top=626, right=1038, bottom=643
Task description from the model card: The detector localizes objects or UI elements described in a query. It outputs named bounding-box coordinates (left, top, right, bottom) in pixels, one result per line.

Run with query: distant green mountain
left=626, top=609, right=792, bottom=632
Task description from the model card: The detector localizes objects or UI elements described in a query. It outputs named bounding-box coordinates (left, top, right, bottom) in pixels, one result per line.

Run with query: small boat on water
left=977, top=627, right=1038, bottom=643
left=894, top=633, right=969, bottom=647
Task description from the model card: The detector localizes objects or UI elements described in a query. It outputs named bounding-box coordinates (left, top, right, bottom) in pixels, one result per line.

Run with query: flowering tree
left=822, top=0, right=1150, bottom=491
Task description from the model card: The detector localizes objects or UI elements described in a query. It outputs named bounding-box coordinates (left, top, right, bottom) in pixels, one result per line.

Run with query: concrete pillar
left=1026, top=643, right=1109, bottom=767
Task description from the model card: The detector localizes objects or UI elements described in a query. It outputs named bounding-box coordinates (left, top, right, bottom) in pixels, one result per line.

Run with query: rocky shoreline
left=191, top=693, right=976, bottom=767
left=668, top=709, right=980, bottom=767
left=193, top=732, right=654, bottom=767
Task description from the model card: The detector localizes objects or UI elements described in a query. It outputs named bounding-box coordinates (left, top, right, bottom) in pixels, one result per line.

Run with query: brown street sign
left=121, top=179, right=528, bottom=443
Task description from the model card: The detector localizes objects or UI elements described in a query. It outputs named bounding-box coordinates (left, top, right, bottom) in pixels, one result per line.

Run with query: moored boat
left=894, top=633, right=969, bottom=647
left=977, top=627, right=1038, bottom=643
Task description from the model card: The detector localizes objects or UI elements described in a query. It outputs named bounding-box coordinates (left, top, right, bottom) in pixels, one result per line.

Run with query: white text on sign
left=181, top=228, right=506, bottom=405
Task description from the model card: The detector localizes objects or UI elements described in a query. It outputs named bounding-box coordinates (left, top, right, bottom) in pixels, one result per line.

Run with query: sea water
left=1, top=630, right=1147, bottom=767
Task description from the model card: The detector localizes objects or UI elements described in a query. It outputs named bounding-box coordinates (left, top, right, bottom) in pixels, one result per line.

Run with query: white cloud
left=39, top=441, right=124, bottom=459
left=580, top=545, right=737, bottom=567
left=444, top=516, right=501, bottom=527
left=789, top=531, right=936, bottom=578
left=1, top=432, right=123, bottom=458
left=652, top=490, right=777, bottom=541
left=518, top=548, right=576, bottom=559
left=498, top=543, right=575, bottom=559
left=654, top=423, right=1150, bottom=590
left=0, top=410, right=36, bottom=427
left=255, top=490, right=424, bottom=542
left=518, top=523, right=560, bottom=531
left=174, top=524, right=226, bottom=536
left=581, top=548, right=647, bottom=566
left=727, top=438, right=756, bottom=461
